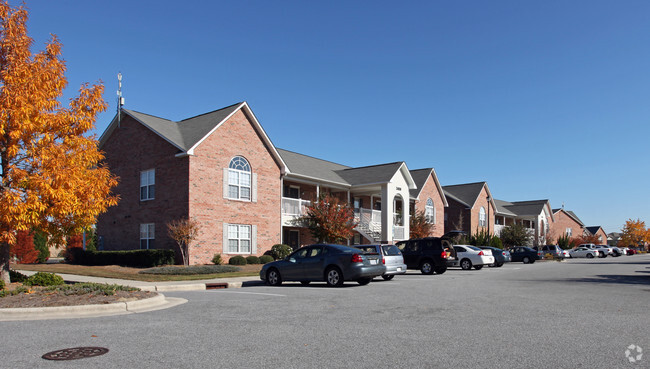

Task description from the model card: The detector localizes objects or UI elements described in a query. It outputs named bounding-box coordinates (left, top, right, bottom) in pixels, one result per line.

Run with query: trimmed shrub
left=270, top=244, right=292, bottom=260
left=245, top=256, right=260, bottom=264
left=229, top=255, right=247, bottom=265
left=25, top=272, right=64, bottom=287
left=139, top=265, right=241, bottom=275
left=490, top=236, right=503, bottom=249
left=259, top=255, right=274, bottom=264
left=46, top=283, right=139, bottom=296
left=9, top=270, right=28, bottom=283
left=67, top=249, right=175, bottom=268
left=212, top=254, right=223, bottom=265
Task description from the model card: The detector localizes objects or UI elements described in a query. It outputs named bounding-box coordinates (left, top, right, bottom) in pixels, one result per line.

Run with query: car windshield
left=382, top=245, right=401, bottom=256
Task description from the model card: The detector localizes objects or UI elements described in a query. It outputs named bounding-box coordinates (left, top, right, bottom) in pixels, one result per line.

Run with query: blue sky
left=16, top=0, right=650, bottom=234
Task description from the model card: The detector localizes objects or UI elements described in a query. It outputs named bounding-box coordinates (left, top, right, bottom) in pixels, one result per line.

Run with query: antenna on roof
left=117, top=72, right=125, bottom=127
left=562, top=202, right=565, bottom=209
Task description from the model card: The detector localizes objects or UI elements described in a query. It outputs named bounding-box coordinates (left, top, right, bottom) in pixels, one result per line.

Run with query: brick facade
left=412, top=173, right=445, bottom=237
left=96, top=115, right=190, bottom=259
left=550, top=209, right=583, bottom=241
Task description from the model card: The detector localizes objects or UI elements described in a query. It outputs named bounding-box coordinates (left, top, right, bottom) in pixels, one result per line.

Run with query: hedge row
left=67, top=248, right=174, bottom=268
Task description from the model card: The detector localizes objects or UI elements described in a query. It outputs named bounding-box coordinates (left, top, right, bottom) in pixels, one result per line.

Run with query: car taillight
left=351, top=253, right=363, bottom=263
left=441, top=250, right=446, bottom=259
left=502, top=252, right=506, bottom=256
left=382, top=258, right=386, bottom=264
left=478, top=251, right=484, bottom=256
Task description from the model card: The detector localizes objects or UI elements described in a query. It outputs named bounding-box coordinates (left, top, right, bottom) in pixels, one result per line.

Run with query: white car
left=569, top=247, right=599, bottom=258
left=579, top=243, right=609, bottom=258
left=448, top=245, right=495, bottom=270
left=560, top=249, right=571, bottom=258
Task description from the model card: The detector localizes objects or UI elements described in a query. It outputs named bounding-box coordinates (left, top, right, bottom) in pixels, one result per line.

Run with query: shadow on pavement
left=562, top=273, right=650, bottom=286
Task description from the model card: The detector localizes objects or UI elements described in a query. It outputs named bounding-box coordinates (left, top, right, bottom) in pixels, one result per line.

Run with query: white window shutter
left=252, top=225, right=257, bottom=254
left=223, top=223, right=229, bottom=254
left=252, top=173, right=258, bottom=202
left=223, top=168, right=229, bottom=198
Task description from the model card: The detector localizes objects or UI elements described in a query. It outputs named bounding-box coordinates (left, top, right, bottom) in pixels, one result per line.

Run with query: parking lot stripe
left=212, top=291, right=286, bottom=297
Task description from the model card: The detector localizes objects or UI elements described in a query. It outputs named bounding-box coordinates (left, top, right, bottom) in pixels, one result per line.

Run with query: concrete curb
left=0, top=293, right=175, bottom=321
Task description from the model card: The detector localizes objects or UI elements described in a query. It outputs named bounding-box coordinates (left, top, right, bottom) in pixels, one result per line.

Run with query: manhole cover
left=42, top=347, right=109, bottom=361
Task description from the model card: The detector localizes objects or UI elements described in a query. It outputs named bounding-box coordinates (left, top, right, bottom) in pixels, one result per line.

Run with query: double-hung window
left=479, top=207, right=486, bottom=227
left=425, top=198, right=435, bottom=224
left=227, top=224, right=251, bottom=254
left=140, top=169, right=155, bottom=201
left=140, top=223, right=155, bottom=249
left=227, top=156, right=251, bottom=201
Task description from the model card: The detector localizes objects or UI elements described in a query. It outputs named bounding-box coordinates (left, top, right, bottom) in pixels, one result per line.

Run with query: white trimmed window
left=224, top=156, right=257, bottom=202
left=224, top=223, right=257, bottom=254
left=140, top=223, right=155, bottom=249
left=425, top=198, right=436, bottom=224
left=479, top=207, right=486, bottom=227
left=566, top=227, right=572, bottom=237
left=140, top=169, right=155, bottom=201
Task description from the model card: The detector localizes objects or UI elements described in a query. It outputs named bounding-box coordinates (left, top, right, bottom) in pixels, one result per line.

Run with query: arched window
left=227, top=156, right=251, bottom=200
left=479, top=206, right=486, bottom=227
left=425, top=198, right=435, bottom=224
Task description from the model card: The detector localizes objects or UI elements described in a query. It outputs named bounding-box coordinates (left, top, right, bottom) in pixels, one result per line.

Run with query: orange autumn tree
left=11, top=230, right=38, bottom=264
left=619, top=219, right=649, bottom=248
left=303, top=194, right=357, bottom=243
left=0, top=2, right=118, bottom=283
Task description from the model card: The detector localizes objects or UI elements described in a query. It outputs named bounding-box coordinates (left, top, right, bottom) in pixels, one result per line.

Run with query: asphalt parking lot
left=2, top=255, right=649, bottom=369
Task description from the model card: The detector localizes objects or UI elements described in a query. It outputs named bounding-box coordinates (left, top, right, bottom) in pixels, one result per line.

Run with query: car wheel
left=523, top=256, right=530, bottom=264
left=357, top=277, right=372, bottom=285
left=325, top=267, right=344, bottom=287
left=434, top=266, right=447, bottom=274
left=382, top=275, right=395, bottom=281
left=300, top=281, right=310, bottom=285
left=586, top=253, right=594, bottom=258
left=474, top=265, right=483, bottom=270
left=266, top=268, right=282, bottom=286
left=420, top=260, right=434, bottom=275
left=460, top=259, right=472, bottom=270
left=495, top=262, right=504, bottom=267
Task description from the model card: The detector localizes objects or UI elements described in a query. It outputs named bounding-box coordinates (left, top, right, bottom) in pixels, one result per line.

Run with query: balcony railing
left=281, top=197, right=311, bottom=216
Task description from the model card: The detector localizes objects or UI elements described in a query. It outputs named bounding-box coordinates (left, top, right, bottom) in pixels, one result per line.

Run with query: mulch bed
left=0, top=283, right=155, bottom=309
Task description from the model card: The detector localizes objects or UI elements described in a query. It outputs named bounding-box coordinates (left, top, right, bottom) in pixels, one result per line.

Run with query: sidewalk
left=1, top=271, right=264, bottom=321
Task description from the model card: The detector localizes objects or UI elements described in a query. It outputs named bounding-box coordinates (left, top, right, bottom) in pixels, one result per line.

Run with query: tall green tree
left=499, top=224, right=532, bottom=248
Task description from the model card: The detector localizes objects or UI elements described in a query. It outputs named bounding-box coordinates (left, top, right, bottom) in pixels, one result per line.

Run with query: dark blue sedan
left=260, top=244, right=386, bottom=287
left=509, top=246, right=539, bottom=264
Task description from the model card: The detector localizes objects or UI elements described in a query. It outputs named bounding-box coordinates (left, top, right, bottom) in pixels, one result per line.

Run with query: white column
left=381, top=184, right=393, bottom=242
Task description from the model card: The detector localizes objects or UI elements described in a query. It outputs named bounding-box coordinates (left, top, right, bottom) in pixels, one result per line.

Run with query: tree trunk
left=1, top=242, right=11, bottom=284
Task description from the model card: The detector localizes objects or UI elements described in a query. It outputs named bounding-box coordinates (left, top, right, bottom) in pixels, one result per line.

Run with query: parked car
left=509, top=246, right=539, bottom=264
left=569, top=246, right=599, bottom=258
left=478, top=246, right=510, bottom=267
left=560, top=249, right=571, bottom=258
left=396, top=237, right=456, bottom=275
left=538, top=245, right=565, bottom=258
left=260, top=244, right=386, bottom=287
left=448, top=245, right=495, bottom=270
left=579, top=243, right=609, bottom=258
left=353, top=244, right=406, bottom=280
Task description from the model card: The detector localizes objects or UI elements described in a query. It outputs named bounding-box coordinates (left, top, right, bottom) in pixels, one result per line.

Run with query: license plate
left=396, top=267, right=402, bottom=272
left=370, top=259, right=378, bottom=265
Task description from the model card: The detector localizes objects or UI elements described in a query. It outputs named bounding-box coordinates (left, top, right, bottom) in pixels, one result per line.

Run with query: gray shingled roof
left=585, top=226, right=603, bottom=236
left=336, top=162, right=405, bottom=186
left=121, top=103, right=243, bottom=151
left=494, top=199, right=518, bottom=217
left=276, top=149, right=350, bottom=185
left=498, top=200, right=549, bottom=217
left=442, top=182, right=486, bottom=208
left=409, top=168, right=432, bottom=198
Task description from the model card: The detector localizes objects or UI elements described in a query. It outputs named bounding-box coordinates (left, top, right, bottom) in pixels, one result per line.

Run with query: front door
left=283, top=229, right=300, bottom=250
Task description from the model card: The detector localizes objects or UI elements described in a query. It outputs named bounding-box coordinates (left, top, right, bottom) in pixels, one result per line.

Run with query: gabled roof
left=495, top=199, right=553, bottom=220
left=442, top=182, right=494, bottom=209
left=585, top=226, right=604, bottom=236
left=276, top=148, right=350, bottom=186
left=552, top=208, right=584, bottom=226
left=99, top=102, right=287, bottom=172
left=336, top=162, right=415, bottom=187
left=409, top=168, right=448, bottom=206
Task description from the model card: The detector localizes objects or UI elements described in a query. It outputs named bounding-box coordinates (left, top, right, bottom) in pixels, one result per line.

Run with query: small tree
left=302, top=194, right=357, bottom=243
left=167, top=218, right=200, bottom=266
left=499, top=224, right=532, bottom=248
left=469, top=228, right=492, bottom=246
left=11, top=230, right=38, bottom=263
left=410, top=210, right=434, bottom=238
left=33, top=230, right=49, bottom=263
left=619, top=219, right=649, bottom=248
left=557, top=233, right=570, bottom=249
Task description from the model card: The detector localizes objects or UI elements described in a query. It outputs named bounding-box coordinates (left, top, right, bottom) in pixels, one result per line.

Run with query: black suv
left=395, top=237, right=455, bottom=275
